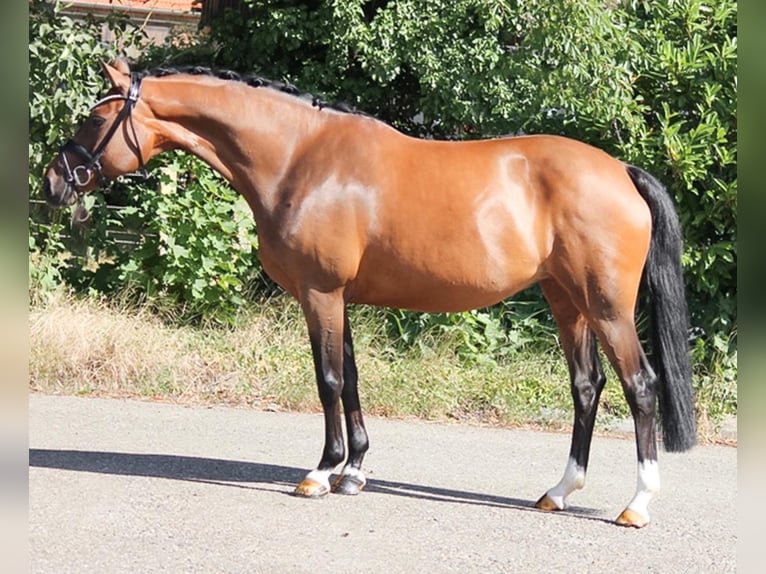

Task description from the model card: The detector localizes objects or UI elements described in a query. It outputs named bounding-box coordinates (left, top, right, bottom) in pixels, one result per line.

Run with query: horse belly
left=351, top=269, right=540, bottom=313
left=349, top=230, right=544, bottom=313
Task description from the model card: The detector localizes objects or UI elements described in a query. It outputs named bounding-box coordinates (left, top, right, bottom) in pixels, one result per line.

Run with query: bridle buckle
left=71, top=164, right=94, bottom=188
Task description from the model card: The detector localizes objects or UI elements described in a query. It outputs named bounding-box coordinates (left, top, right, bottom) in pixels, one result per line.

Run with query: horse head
left=41, top=59, right=152, bottom=207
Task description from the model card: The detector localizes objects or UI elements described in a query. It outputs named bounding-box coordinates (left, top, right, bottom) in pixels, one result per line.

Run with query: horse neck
left=142, top=75, right=325, bottom=216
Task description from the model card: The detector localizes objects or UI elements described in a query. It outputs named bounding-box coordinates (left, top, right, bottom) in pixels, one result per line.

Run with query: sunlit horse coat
left=42, top=61, right=696, bottom=528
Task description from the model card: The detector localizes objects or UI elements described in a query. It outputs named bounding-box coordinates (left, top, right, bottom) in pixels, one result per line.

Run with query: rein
left=59, top=73, right=145, bottom=192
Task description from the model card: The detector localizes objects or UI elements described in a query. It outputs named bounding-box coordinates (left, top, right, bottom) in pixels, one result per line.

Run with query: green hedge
left=29, top=0, right=736, bottom=382
left=29, top=1, right=261, bottom=322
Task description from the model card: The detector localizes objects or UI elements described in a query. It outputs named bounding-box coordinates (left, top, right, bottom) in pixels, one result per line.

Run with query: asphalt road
left=29, top=395, right=737, bottom=573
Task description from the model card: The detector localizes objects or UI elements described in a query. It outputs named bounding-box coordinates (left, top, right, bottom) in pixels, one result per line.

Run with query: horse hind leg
left=535, top=279, right=607, bottom=512
left=592, top=316, right=660, bottom=528
left=538, top=270, right=661, bottom=527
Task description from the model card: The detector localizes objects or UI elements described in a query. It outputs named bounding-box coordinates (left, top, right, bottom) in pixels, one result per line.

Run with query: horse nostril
left=42, top=176, right=67, bottom=206
left=42, top=177, right=53, bottom=200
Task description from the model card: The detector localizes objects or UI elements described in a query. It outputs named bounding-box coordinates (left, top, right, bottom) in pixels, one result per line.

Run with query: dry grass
left=29, top=291, right=735, bottom=444
left=29, top=291, right=577, bottom=425
left=29, top=292, right=314, bottom=409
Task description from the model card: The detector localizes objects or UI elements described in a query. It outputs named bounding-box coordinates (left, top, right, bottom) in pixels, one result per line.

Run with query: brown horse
left=42, top=60, right=696, bottom=528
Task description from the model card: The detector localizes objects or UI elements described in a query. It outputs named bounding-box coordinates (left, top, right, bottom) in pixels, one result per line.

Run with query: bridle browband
left=59, top=73, right=145, bottom=192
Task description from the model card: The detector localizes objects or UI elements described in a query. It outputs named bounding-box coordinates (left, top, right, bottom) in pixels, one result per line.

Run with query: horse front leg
left=293, top=292, right=370, bottom=497
left=294, top=288, right=347, bottom=498
left=331, top=309, right=370, bottom=495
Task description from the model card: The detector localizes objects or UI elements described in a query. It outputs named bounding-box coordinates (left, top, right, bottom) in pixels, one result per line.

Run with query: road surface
left=30, top=395, right=736, bottom=573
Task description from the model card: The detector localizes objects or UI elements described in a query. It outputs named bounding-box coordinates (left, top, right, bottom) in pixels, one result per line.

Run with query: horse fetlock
left=321, top=444, right=346, bottom=470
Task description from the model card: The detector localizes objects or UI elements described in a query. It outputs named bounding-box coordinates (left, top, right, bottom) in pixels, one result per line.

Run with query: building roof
left=66, top=0, right=200, bottom=13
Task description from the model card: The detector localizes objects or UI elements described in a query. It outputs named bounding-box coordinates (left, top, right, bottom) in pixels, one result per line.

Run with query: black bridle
left=58, top=73, right=145, bottom=191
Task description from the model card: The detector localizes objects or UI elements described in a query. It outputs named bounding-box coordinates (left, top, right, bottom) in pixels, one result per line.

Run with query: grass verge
left=29, top=291, right=734, bottom=444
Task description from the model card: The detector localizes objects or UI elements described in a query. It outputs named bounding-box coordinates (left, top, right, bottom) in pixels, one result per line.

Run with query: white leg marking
left=304, top=469, right=332, bottom=490
left=626, top=459, right=660, bottom=521
left=546, top=457, right=586, bottom=509
left=339, top=464, right=367, bottom=486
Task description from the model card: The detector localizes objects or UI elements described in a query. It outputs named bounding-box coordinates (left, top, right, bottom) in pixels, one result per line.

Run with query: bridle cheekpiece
left=59, top=73, right=145, bottom=192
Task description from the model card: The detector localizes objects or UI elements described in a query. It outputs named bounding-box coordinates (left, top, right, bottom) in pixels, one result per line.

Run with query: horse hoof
left=331, top=474, right=366, bottom=496
left=534, top=493, right=563, bottom=511
left=293, top=479, right=330, bottom=498
left=615, top=508, right=650, bottom=528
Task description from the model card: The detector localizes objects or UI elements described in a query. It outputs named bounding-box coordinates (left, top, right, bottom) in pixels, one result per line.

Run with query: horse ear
left=101, top=60, right=131, bottom=92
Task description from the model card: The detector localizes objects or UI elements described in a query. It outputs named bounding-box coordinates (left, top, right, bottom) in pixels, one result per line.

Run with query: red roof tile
left=66, top=0, right=199, bottom=13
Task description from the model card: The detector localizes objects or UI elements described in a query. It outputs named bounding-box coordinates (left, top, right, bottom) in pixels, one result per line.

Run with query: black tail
left=626, top=165, right=696, bottom=452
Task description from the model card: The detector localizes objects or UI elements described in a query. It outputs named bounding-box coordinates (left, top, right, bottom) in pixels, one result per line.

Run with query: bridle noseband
left=59, top=73, right=145, bottom=191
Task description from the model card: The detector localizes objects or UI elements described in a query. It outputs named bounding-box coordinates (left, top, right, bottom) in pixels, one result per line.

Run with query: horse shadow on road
left=29, top=448, right=610, bottom=524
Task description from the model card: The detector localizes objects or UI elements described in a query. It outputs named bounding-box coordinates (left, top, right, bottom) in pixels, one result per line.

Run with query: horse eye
left=90, top=116, right=107, bottom=128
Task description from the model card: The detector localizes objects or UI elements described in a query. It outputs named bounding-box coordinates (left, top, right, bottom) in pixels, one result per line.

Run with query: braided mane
left=137, top=66, right=361, bottom=114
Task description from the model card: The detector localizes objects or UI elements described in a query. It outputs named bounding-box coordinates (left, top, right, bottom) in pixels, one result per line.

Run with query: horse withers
left=42, top=60, right=696, bottom=528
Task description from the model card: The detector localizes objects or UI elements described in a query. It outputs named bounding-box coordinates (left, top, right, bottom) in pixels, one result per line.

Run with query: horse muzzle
left=42, top=174, right=78, bottom=208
